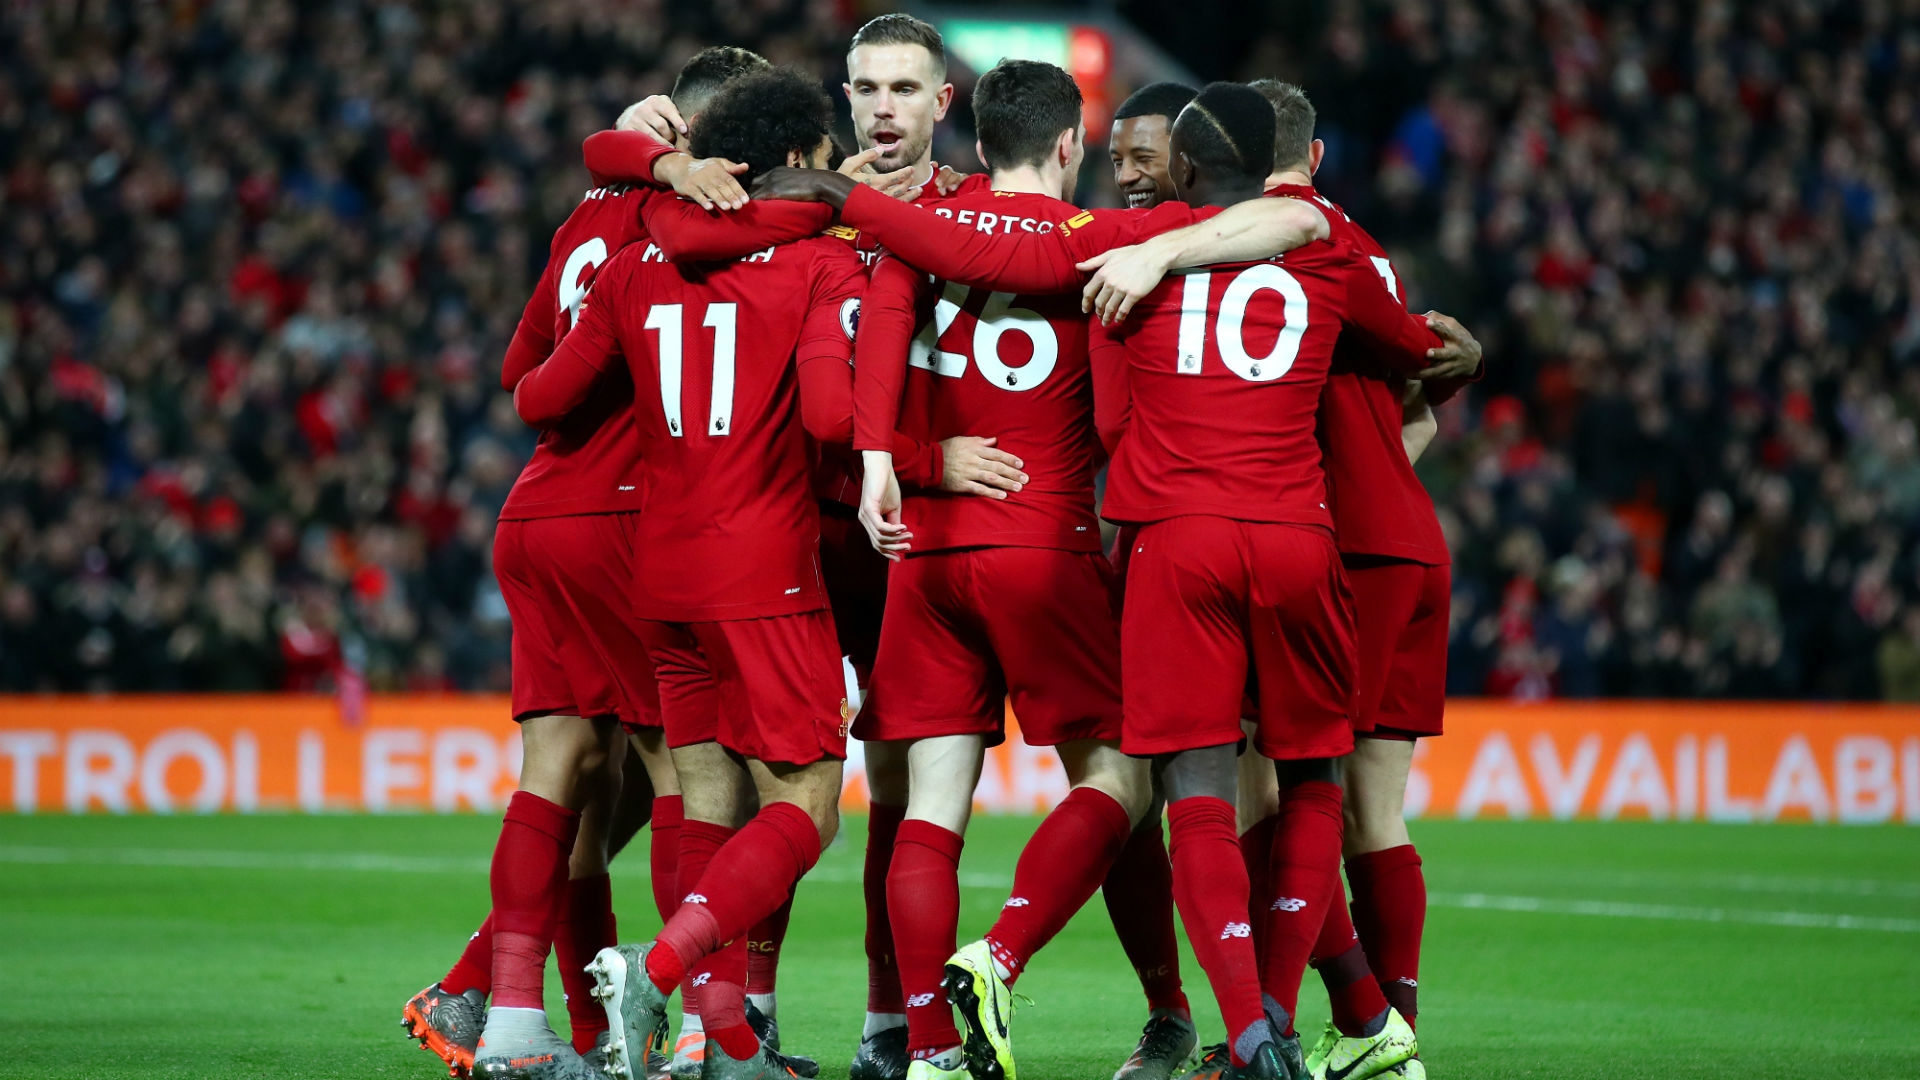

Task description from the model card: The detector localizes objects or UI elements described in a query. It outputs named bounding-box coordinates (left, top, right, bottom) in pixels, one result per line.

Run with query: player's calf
left=978, top=743, right=1143, bottom=984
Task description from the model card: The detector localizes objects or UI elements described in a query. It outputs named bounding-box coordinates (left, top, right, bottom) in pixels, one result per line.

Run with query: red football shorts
left=1120, top=517, right=1356, bottom=761
left=818, top=501, right=889, bottom=679
left=638, top=610, right=850, bottom=765
left=1345, top=556, right=1449, bottom=738
left=494, top=513, right=659, bottom=731
left=856, top=547, right=1122, bottom=747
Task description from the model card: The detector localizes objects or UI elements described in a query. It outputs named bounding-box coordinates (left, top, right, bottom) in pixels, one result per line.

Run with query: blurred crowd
left=2, top=1, right=1917, bottom=701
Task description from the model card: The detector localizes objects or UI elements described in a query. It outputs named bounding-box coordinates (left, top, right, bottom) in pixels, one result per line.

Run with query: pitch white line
left=1440, top=868, right=1920, bottom=900
left=0, top=845, right=490, bottom=874
left=5, top=846, right=1914, bottom=933
left=1426, top=891, right=1920, bottom=933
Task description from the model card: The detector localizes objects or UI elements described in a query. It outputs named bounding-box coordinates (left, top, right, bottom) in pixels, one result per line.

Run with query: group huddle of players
left=398, top=13, right=1484, bottom=1080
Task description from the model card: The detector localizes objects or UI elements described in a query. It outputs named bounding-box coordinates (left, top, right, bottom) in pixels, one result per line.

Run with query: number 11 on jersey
left=645, top=302, right=738, bottom=437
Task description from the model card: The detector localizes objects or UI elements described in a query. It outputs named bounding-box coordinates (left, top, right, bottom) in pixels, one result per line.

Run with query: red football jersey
left=1270, top=184, right=1450, bottom=564
left=805, top=171, right=994, bottom=505
left=576, top=129, right=959, bottom=502
left=514, top=237, right=869, bottom=621
left=854, top=188, right=1102, bottom=553
left=497, top=183, right=651, bottom=521
left=1094, top=233, right=1443, bottom=529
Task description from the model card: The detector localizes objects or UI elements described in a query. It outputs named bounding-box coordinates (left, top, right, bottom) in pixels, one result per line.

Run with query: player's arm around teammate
left=751, top=163, right=1331, bottom=299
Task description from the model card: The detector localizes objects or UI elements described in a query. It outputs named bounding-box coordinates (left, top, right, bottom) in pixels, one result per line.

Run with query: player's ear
left=1056, top=128, right=1075, bottom=167
left=786, top=147, right=805, bottom=168
left=1309, top=138, right=1325, bottom=176
left=933, top=81, right=955, bottom=122
left=975, top=139, right=988, bottom=172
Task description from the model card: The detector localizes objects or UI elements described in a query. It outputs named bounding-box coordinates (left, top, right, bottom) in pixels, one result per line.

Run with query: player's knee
left=1156, top=744, right=1239, bottom=803
left=1066, top=742, right=1152, bottom=825
left=1274, top=755, right=1340, bottom=789
left=518, top=714, right=614, bottom=806
left=864, top=740, right=911, bottom=806
left=1344, top=811, right=1410, bottom=856
left=812, top=801, right=842, bottom=849
left=1236, top=756, right=1282, bottom=829
left=632, top=729, right=680, bottom=796
left=904, top=770, right=975, bottom=834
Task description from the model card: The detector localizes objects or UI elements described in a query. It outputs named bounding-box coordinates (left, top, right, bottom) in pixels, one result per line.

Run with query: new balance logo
left=1221, top=922, right=1252, bottom=939
left=1003, top=897, right=1030, bottom=908
left=907, top=993, right=937, bottom=1008
left=691, top=973, right=711, bottom=987
left=1271, top=897, right=1307, bottom=912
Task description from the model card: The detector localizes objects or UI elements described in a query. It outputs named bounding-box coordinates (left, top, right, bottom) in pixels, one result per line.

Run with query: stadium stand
left=0, top=1, right=1916, bottom=699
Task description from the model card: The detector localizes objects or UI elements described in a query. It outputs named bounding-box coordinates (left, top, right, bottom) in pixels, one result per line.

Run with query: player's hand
left=1077, top=240, right=1175, bottom=325
left=654, top=152, right=749, bottom=211
left=939, top=436, right=1027, bottom=500
left=1417, top=311, right=1482, bottom=380
left=858, top=452, right=911, bottom=560
left=752, top=167, right=860, bottom=209
left=932, top=165, right=970, bottom=196
left=838, top=147, right=921, bottom=201
left=617, top=95, right=686, bottom=147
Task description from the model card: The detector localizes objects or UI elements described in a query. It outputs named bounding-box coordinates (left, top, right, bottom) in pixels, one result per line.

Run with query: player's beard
left=866, top=127, right=932, bottom=176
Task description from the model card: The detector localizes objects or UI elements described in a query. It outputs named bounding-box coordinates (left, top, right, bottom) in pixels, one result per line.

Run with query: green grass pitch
left=2, top=813, right=1915, bottom=1078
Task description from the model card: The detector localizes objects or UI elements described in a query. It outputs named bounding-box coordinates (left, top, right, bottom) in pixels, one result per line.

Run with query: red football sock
left=489, top=791, right=581, bottom=1010
left=746, top=893, right=794, bottom=995
left=1310, top=880, right=1388, bottom=1033
left=647, top=802, right=823, bottom=994
left=1260, top=781, right=1345, bottom=1037
left=1166, top=797, right=1266, bottom=1066
left=987, top=787, right=1132, bottom=983
left=1311, top=881, right=1359, bottom=964
left=1103, top=817, right=1189, bottom=1017
left=442, top=913, right=493, bottom=997
left=695, top=937, right=750, bottom=1050
left=1239, top=814, right=1278, bottom=971
left=677, top=819, right=738, bottom=1008
left=706, top=1020, right=760, bottom=1062
left=650, top=795, right=685, bottom=925
left=888, top=819, right=965, bottom=1057
left=865, top=802, right=908, bottom=1014
left=1347, top=845, right=1425, bottom=1027
left=557, top=873, right=616, bottom=1052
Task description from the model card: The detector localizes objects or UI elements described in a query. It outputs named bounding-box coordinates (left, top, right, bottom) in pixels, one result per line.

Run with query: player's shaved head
left=1115, top=82, right=1197, bottom=125
left=671, top=46, right=771, bottom=116
left=1247, top=79, right=1317, bottom=173
left=1170, top=82, right=1277, bottom=198
left=689, top=67, right=836, bottom=182
left=973, top=59, right=1083, bottom=172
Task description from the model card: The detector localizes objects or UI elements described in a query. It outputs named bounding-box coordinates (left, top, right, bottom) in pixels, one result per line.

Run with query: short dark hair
left=1247, top=79, right=1316, bottom=171
left=671, top=46, right=771, bottom=115
left=1114, top=82, right=1197, bottom=123
left=972, top=60, right=1083, bottom=172
left=1170, top=82, right=1277, bottom=185
left=688, top=68, right=835, bottom=183
left=848, top=14, right=946, bottom=78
